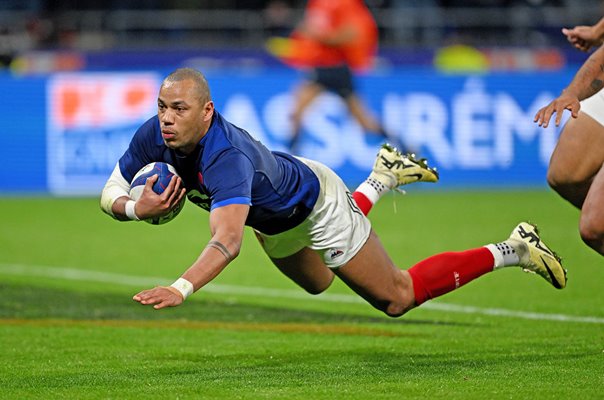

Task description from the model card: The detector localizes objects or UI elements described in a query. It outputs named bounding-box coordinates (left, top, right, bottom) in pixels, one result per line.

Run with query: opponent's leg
left=579, top=163, right=604, bottom=255
left=547, top=112, right=604, bottom=208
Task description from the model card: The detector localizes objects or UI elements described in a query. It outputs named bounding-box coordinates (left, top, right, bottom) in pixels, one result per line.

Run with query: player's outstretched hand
left=533, top=91, right=581, bottom=128
left=133, top=286, right=184, bottom=309
left=562, top=26, right=603, bottom=52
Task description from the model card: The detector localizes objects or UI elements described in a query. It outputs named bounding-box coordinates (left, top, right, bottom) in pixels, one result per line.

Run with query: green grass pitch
left=0, top=190, right=602, bottom=399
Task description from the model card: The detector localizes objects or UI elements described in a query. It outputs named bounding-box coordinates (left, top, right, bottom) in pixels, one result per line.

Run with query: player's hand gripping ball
left=129, top=162, right=185, bottom=225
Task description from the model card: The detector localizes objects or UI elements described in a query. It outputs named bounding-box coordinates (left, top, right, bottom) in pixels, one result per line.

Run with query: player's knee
left=380, top=294, right=415, bottom=318
left=546, top=168, right=586, bottom=205
left=301, top=276, right=334, bottom=295
left=546, top=168, right=558, bottom=190
left=304, top=285, right=328, bottom=296
left=381, top=271, right=415, bottom=317
left=384, top=301, right=408, bottom=318
left=579, top=214, right=604, bottom=246
left=546, top=166, right=569, bottom=193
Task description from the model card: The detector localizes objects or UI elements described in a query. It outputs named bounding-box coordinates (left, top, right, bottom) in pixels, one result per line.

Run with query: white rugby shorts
left=255, top=157, right=372, bottom=269
left=580, top=89, right=604, bottom=127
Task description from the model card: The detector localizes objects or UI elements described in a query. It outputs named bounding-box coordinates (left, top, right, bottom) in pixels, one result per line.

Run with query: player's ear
left=203, top=101, right=214, bottom=121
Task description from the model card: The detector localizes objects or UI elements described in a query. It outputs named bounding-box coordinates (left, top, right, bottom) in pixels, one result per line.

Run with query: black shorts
left=309, top=65, right=355, bottom=98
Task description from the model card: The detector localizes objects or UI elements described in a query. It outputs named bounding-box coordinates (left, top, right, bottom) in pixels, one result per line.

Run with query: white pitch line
left=1, top=263, right=603, bottom=325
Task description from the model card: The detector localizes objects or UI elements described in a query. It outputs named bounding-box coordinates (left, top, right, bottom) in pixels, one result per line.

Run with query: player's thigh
left=549, top=112, right=604, bottom=183
left=334, top=230, right=415, bottom=314
left=269, top=247, right=335, bottom=295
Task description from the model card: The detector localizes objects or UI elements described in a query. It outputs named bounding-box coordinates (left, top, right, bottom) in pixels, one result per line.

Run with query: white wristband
left=170, top=278, right=194, bottom=300
left=124, top=200, right=140, bottom=221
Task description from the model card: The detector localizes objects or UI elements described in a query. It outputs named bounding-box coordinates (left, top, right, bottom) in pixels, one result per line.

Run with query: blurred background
left=1, top=0, right=602, bottom=195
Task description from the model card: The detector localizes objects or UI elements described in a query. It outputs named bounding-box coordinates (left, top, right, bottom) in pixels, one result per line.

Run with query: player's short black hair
left=163, top=68, right=212, bottom=103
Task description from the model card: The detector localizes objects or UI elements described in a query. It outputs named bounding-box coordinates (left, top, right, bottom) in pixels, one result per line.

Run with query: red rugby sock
left=352, top=191, right=373, bottom=216
left=407, top=247, right=495, bottom=305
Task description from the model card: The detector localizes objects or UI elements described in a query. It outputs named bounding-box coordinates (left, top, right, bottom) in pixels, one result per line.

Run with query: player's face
left=157, top=79, right=214, bottom=154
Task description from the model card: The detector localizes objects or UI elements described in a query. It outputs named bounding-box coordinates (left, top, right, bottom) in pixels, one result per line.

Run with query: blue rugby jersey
left=118, top=111, right=320, bottom=235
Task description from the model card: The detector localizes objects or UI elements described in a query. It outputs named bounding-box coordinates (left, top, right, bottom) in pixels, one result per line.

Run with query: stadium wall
left=0, top=68, right=574, bottom=195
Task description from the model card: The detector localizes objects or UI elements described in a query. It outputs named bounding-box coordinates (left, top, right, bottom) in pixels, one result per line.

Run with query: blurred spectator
left=25, top=14, right=57, bottom=48
left=264, top=0, right=294, bottom=37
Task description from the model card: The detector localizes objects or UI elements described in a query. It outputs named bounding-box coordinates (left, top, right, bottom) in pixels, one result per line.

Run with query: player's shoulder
left=204, top=113, right=248, bottom=154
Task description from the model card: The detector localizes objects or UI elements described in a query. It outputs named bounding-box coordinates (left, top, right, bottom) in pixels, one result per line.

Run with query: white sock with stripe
left=485, top=241, right=520, bottom=269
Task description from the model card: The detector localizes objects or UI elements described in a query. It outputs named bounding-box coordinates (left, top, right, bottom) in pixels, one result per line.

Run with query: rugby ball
left=129, top=162, right=185, bottom=225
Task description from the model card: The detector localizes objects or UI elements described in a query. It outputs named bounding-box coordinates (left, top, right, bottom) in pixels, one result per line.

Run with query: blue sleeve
left=204, top=149, right=254, bottom=210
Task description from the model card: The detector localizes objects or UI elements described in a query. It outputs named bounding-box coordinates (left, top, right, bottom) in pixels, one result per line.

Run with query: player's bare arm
left=133, top=203, right=249, bottom=309
left=534, top=45, right=604, bottom=127
left=562, top=17, right=604, bottom=52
